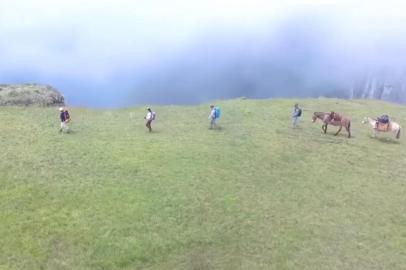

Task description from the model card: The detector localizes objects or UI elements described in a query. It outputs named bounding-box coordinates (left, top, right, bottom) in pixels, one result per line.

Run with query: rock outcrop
left=0, top=84, right=65, bottom=106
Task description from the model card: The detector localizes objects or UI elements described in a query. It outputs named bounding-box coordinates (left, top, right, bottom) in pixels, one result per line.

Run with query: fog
left=1, top=0, right=406, bottom=107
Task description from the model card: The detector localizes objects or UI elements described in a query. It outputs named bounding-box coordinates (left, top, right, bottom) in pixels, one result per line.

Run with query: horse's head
left=361, top=117, right=371, bottom=124
left=312, top=113, right=317, bottom=122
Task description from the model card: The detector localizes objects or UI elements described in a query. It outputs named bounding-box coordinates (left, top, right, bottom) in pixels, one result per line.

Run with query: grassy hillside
left=1, top=98, right=406, bottom=270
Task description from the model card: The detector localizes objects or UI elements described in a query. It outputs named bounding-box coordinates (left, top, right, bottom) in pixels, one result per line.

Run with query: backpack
left=215, top=107, right=221, bottom=119
left=64, top=110, right=71, bottom=121
left=297, top=108, right=302, bottom=117
left=379, top=114, right=389, bottom=123
left=151, top=112, right=156, bottom=120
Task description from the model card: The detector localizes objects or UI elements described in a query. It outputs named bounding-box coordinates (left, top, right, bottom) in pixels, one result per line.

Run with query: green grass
left=1, top=98, right=406, bottom=270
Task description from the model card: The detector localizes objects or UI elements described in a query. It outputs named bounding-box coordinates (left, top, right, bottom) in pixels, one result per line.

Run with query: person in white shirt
left=144, top=107, right=153, bottom=132
left=209, top=105, right=216, bottom=129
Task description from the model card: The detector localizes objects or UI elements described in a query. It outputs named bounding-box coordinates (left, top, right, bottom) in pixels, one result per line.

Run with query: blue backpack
left=215, top=107, right=221, bottom=119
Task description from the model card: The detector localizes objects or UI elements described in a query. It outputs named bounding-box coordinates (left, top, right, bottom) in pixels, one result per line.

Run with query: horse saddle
left=376, top=122, right=390, bottom=131
left=330, top=114, right=342, bottom=122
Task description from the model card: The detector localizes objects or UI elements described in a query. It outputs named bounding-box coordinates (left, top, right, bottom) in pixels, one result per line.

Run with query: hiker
left=209, top=105, right=218, bottom=129
left=375, top=114, right=390, bottom=129
left=144, top=107, right=156, bottom=132
left=59, top=107, right=71, bottom=133
left=292, top=103, right=302, bottom=128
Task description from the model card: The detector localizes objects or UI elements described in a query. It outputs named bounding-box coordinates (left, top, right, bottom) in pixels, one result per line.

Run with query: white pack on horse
left=362, top=116, right=401, bottom=139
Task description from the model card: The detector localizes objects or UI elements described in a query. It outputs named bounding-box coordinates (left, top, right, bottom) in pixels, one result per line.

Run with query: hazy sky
left=1, top=0, right=406, bottom=106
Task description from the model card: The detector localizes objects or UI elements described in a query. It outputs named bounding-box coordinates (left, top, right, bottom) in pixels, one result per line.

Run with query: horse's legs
left=322, top=124, right=327, bottom=134
left=345, top=126, right=351, bottom=138
left=334, top=126, right=342, bottom=136
left=394, top=128, right=400, bottom=139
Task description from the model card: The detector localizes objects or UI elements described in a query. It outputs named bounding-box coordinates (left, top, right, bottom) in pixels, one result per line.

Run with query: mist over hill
left=1, top=1, right=406, bottom=107
left=130, top=14, right=406, bottom=105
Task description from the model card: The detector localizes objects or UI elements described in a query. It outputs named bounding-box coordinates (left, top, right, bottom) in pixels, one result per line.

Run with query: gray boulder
left=0, top=84, right=65, bottom=106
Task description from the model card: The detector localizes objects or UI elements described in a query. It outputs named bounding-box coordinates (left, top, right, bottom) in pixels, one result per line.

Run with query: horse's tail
left=396, top=127, right=401, bottom=139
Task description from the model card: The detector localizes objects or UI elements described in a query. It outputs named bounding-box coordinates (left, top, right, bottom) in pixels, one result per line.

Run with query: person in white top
left=144, top=107, right=153, bottom=132
left=209, top=105, right=216, bottom=129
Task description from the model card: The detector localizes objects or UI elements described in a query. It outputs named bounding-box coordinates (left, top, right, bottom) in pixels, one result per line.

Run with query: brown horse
left=312, top=112, right=351, bottom=138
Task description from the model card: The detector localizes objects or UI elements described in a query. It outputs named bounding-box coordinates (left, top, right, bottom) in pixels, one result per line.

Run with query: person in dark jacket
left=59, top=107, right=71, bottom=133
